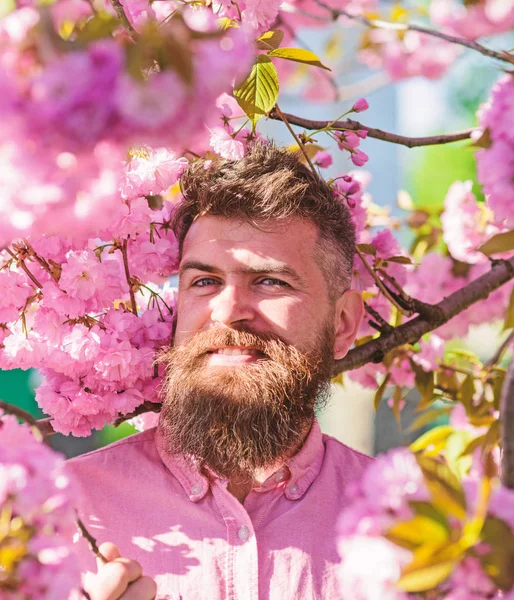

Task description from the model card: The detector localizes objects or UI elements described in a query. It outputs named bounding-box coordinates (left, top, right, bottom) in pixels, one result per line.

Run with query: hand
left=83, top=542, right=157, bottom=600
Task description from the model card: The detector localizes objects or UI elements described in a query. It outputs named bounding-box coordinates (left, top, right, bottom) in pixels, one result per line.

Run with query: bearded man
left=69, top=142, right=372, bottom=600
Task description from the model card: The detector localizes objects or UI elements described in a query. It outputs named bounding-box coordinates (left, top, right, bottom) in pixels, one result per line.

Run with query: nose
left=209, top=284, right=255, bottom=326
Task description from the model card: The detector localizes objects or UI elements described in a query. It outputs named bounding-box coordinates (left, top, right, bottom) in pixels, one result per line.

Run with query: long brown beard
left=158, top=325, right=333, bottom=479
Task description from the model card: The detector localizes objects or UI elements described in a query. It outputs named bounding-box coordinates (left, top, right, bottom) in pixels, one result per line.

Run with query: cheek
left=256, top=297, right=306, bottom=330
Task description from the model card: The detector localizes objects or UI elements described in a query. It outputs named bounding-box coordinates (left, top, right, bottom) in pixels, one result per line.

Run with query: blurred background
left=2, top=25, right=511, bottom=459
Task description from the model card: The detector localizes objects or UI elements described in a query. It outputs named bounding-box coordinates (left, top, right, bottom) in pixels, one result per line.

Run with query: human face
left=175, top=215, right=338, bottom=361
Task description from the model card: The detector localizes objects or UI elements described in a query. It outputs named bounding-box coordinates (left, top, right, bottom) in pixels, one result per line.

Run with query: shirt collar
left=154, top=419, right=324, bottom=502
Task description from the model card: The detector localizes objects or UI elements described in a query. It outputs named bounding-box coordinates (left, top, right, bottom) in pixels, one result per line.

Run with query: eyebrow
left=179, top=260, right=305, bottom=284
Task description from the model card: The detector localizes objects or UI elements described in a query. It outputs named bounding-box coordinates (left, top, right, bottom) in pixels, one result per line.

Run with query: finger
left=94, top=558, right=144, bottom=600
left=97, top=542, right=122, bottom=569
left=120, top=576, right=157, bottom=600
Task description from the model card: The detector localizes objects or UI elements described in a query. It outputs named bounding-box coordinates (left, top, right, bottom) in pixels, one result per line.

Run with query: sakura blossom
left=0, top=413, right=82, bottom=599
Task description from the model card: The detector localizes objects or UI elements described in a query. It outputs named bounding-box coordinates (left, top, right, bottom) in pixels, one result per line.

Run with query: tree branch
left=333, top=257, right=514, bottom=375
left=269, top=108, right=474, bottom=148
left=6, top=249, right=43, bottom=289
left=0, top=400, right=47, bottom=441
left=313, top=0, right=514, bottom=65
left=77, top=518, right=108, bottom=564
left=274, top=104, right=318, bottom=173
left=501, top=358, right=514, bottom=488
left=121, top=239, right=138, bottom=316
left=109, top=0, right=138, bottom=41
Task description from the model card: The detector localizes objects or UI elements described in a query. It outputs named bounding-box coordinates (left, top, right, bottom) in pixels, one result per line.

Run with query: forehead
left=181, top=215, right=320, bottom=271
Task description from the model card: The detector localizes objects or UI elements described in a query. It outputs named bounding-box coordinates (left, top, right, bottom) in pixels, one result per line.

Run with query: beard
left=157, top=323, right=334, bottom=480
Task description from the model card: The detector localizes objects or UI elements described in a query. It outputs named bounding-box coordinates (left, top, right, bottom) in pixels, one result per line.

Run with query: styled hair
left=173, top=142, right=356, bottom=296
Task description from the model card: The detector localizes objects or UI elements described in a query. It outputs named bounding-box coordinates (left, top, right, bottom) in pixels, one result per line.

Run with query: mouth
left=205, top=346, right=265, bottom=365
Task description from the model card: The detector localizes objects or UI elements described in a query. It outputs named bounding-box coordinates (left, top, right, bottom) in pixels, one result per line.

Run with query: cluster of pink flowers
left=359, top=29, right=459, bottom=81
left=430, top=0, right=514, bottom=39
left=475, top=74, right=514, bottom=229
left=0, top=413, right=81, bottom=598
left=0, top=2, right=252, bottom=245
left=337, top=447, right=514, bottom=600
left=0, top=146, right=183, bottom=435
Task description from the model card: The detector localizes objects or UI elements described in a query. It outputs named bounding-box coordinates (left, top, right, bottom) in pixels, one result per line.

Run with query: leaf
left=384, top=255, right=412, bottom=265
left=416, top=454, right=467, bottom=519
left=483, top=419, right=500, bottom=450
left=459, top=434, right=486, bottom=457
left=480, top=516, right=514, bottom=590
left=473, top=128, right=492, bottom=149
left=268, top=47, right=331, bottom=71
left=74, top=12, right=118, bottom=43
left=409, top=501, right=451, bottom=533
left=233, top=55, right=279, bottom=128
left=458, top=375, right=475, bottom=413
left=386, top=515, right=449, bottom=550
left=288, top=142, right=325, bottom=164
left=413, top=365, right=434, bottom=412
left=256, top=29, right=284, bottom=51
left=409, top=408, right=450, bottom=432
left=410, top=425, right=455, bottom=454
left=391, top=385, right=403, bottom=429
left=356, top=243, right=376, bottom=256
left=478, top=230, right=514, bottom=256
left=397, top=559, right=456, bottom=592
left=374, top=373, right=391, bottom=411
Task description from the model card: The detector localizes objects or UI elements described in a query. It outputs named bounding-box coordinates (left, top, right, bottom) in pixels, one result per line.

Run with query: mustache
left=171, top=327, right=291, bottom=360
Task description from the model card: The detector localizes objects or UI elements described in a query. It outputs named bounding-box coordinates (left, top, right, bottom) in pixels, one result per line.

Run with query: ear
left=333, top=290, right=364, bottom=360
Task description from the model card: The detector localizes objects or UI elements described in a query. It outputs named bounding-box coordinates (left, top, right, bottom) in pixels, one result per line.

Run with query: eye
left=258, top=277, right=291, bottom=288
left=191, top=277, right=220, bottom=287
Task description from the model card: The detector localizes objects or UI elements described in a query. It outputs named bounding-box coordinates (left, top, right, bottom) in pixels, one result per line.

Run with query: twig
left=109, top=0, right=138, bottom=41
left=269, top=109, right=474, bottom=149
left=313, top=0, right=514, bottom=65
left=5, top=249, right=43, bottom=289
left=23, top=239, right=60, bottom=283
left=501, top=359, right=514, bottom=488
left=486, top=330, right=514, bottom=368
left=334, top=257, right=514, bottom=375
left=356, top=247, right=413, bottom=317
left=77, top=518, right=108, bottom=564
left=0, top=400, right=47, bottom=441
left=274, top=104, right=318, bottom=174
left=113, top=400, right=161, bottom=427
left=364, top=301, right=393, bottom=333
left=121, top=239, right=138, bottom=316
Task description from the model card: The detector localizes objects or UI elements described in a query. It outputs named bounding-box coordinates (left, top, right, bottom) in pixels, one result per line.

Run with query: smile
left=205, top=346, right=265, bottom=365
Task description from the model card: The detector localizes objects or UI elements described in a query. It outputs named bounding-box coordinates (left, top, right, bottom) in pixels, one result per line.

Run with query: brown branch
left=274, top=104, right=318, bottom=173
left=77, top=518, right=108, bottom=564
left=109, top=0, right=138, bottom=41
left=333, top=257, right=514, bottom=376
left=356, top=247, right=413, bottom=317
left=313, top=0, right=514, bottom=65
left=5, top=249, right=43, bottom=289
left=23, top=240, right=60, bottom=283
left=501, top=358, right=514, bottom=488
left=364, top=301, right=392, bottom=333
left=486, top=330, right=514, bottom=368
left=0, top=400, right=47, bottom=441
left=121, top=239, right=138, bottom=316
left=269, top=109, right=474, bottom=149
left=113, top=400, right=161, bottom=427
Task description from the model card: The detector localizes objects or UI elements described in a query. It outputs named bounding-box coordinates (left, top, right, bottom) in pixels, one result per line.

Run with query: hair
left=173, top=142, right=356, bottom=297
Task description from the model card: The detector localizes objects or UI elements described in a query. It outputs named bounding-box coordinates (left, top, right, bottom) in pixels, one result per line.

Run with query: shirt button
left=289, top=484, right=299, bottom=495
left=190, top=484, right=201, bottom=495
left=238, top=526, right=250, bottom=542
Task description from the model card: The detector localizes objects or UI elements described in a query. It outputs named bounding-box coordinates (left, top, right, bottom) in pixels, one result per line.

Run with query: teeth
left=216, top=348, right=256, bottom=356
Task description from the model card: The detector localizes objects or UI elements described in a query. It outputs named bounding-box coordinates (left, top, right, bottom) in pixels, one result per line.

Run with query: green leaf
left=416, top=454, right=467, bottom=519
left=458, top=375, right=475, bottom=413
left=478, top=230, right=514, bottom=256
left=268, top=47, right=331, bottom=71
left=480, top=516, right=514, bottom=590
left=373, top=373, right=391, bottom=411
left=409, top=501, right=451, bottom=533
left=74, top=12, right=118, bottom=43
left=411, top=425, right=455, bottom=454
left=409, top=408, right=450, bottom=432
left=397, top=559, right=456, bottom=592
left=413, top=364, right=434, bottom=412
left=460, top=434, right=486, bottom=457
left=256, top=30, right=284, bottom=51
left=386, top=515, right=449, bottom=550
left=356, top=243, right=376, bottom=256
left=384, top=255, right=412, bottom=265
left=233, top=55, right=279, bottom=129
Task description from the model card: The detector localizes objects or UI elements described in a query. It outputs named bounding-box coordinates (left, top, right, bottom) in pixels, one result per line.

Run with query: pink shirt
left=68, top=420, right=372, bottom=600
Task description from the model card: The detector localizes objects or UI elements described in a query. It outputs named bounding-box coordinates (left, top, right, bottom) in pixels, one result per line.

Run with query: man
left=69, top=143, right=372, bottom=600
